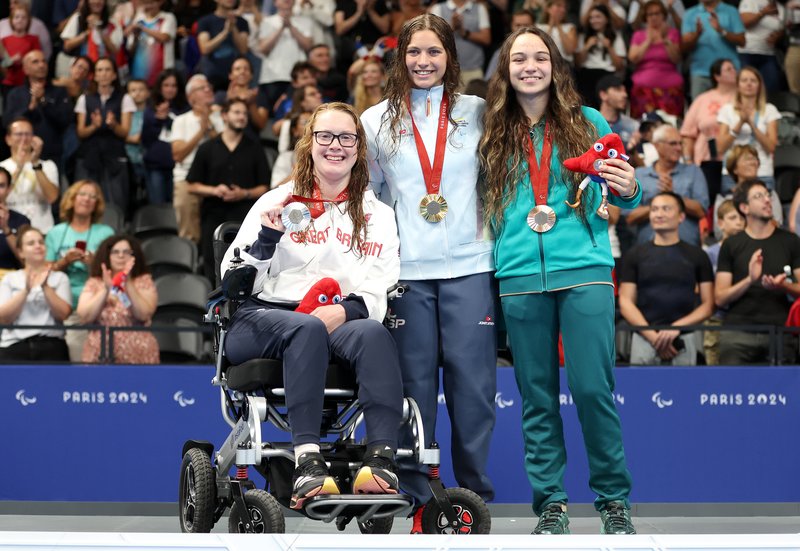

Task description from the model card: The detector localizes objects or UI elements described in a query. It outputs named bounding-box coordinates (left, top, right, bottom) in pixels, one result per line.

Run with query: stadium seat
left=142, top=235, right=198, bottom=278
left=154, top=272, right=212, bottom=320
left=768, top=91, right=800, bottom=115
left=100, top=203, right=125, bottom=233
left=776, top=169, right=800, bottom=203
left=152, top=315, right=209, bottom=363
left=131, top=204, right=179, bottom=239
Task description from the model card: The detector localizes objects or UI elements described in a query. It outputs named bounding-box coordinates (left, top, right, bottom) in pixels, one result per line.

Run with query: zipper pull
left=426, top=90, right=431, bottom=117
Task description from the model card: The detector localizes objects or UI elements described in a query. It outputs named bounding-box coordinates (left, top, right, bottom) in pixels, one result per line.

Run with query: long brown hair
left=381, top=14, right=461, bottom=155
left=480, top=27, right=596, bottom=227
left=291, top=102, right=370, bottom=254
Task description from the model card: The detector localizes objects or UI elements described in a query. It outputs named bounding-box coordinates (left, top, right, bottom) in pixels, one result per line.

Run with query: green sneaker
left=600, top=501, right=636, bottom=534
left=532, top=502, right=570, bottom=534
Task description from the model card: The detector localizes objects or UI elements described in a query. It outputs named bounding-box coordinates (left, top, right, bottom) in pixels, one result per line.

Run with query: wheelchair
left=178, top=244, right=492, bottom=535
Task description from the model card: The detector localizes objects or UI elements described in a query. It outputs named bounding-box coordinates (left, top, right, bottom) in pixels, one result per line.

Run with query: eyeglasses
left=76, top=191, right=99, bottom=200
left=748, top=192, right=769, bottom=202
left=11, top=132, right=33, bottom=138
left=658, top=140, right=682, bottom=147
left=110, top=249, right=134, bottom=257
left=313, top=131, right=358, bottom=148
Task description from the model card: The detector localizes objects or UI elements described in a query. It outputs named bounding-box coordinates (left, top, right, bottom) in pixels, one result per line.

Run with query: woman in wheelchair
left=220, top=102, right=404, bottom=510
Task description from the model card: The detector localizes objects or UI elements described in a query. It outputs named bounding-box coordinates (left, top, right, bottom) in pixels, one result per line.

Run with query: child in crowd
left=703, top=199, right=745, bottom=364
left=126, top=79, right=150, bottom=197
left=1, top=3, right=41, bottom=90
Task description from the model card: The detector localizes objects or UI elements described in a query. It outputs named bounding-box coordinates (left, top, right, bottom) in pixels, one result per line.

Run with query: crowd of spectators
left=0, top=0, right=798, bottom=365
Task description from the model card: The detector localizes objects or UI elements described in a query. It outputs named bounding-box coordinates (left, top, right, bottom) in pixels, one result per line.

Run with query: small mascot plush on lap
left=563, top=133, right=629, bottom=220
left=296, top=278, right=343, bottom=314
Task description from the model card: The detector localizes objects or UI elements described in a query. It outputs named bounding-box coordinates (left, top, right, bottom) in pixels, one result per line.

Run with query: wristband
left=32, top=163, right=43, bottom=171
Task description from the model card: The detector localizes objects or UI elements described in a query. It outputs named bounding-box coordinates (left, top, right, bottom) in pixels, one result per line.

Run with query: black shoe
left=353, top=444, right=399, bottom=494
left=532, top=502, right=570, bottom=534
left=600, top=501, right=636, bottom=534
left=290, top=452, right=340, bottom=509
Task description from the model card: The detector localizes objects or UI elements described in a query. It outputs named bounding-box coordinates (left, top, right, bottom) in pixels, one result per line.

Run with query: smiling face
left=508, top=33, right=552, bottom=101
left=588, top=8, right=608, bottom=31
left=734, top=150, right=760, bottom=181
left=108, top=239, right=134, bottom=273
left=19, top=228, right=46, bottom=266
left=311, top=110, right=359, bottom=186
left=73, top=183, right=101, bottom=218
left=649, top=193, right=685, bottom=232
left=405, top=30, right=447, bottom=89
left=360, top=61, right=384, bottom=88
left=229, top=58, right=253, bottom=86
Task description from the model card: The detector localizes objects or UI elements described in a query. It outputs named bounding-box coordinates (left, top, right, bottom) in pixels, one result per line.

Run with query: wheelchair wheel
left=228, top=489, right=285, bottom=534
left=357, top=516, right=393, bottom=534
left=421, top=488, right=491, bottom=535
left=179, top=448, right=216, bottom=533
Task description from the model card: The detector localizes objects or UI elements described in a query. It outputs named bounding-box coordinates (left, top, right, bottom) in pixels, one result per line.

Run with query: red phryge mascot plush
left=563, top=133, right=630, bottom=220
left=296, top=278, right=343, bottom=314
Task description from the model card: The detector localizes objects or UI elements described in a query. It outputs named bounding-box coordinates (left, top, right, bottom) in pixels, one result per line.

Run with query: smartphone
left=75, top=240, right=87, bottom=252
left=708, top=137, right=718, bottom=158
left=674, top=337, right=686, bottom=351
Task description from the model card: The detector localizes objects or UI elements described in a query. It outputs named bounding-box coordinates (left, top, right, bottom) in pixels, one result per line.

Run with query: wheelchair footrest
left=303, top=494, right=413, bottom=523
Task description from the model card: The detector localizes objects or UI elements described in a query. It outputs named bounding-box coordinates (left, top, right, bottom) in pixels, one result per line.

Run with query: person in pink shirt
left=628, top=0, right=683, bottom=118
left=680, top=57, right=737, bottom=166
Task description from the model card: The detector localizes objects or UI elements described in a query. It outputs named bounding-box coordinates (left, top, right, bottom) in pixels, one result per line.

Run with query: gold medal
left=281, top=202, right=312, bottom=232
left=527, top=205, right=556, bottom=233
left=419, top=194, right=448, bottom=223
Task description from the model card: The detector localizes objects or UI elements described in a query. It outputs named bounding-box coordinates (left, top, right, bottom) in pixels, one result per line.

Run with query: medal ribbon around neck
left=526, top=121, right=557, bottom=232
left=528, top=121, right=553, bottom=206
left=407, top=94, right=449, bottom=197
left=291, top=183, right=349, bottom=219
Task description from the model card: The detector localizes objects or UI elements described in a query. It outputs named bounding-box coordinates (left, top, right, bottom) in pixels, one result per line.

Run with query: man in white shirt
left=0, top=118, right=59, bottom=233
left=167, top=75, right=224, bottom=242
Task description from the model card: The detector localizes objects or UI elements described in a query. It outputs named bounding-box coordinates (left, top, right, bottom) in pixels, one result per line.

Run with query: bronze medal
left=419, top=193, right=448, bottom=223
left=281, top=202, right=312, bottom=232
left=527, top=205, right=556, bottom=233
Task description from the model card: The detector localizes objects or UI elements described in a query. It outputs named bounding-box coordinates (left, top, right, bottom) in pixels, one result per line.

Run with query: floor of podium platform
left=0, top=511, right=797, bottom=534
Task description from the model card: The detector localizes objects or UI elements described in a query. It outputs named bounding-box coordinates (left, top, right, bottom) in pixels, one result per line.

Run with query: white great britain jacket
left=221, top=183, right=401, bottom=322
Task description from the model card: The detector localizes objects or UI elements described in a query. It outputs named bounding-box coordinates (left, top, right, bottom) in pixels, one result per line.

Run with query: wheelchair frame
left=179, top=248, right=491, bottom=535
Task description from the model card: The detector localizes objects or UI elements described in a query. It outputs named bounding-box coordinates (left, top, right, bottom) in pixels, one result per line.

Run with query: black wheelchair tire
left=179, top=448, right=217, bottom=533
left=421, top=488, right=491, bottom=535
left=357, top=516, right=393, bottom=534
left=228, top=489, right=286, bottom=534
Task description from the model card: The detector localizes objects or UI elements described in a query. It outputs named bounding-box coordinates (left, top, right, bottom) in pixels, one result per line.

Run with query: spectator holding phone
left=46, top=180, right=115, bottom=360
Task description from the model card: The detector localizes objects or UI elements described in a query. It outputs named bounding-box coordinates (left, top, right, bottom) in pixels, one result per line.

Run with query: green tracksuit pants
left=501, top=284, right=633, bottom=515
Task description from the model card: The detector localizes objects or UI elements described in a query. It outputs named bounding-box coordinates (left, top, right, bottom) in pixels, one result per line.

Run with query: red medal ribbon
left=528, top=121, right=553, bottom=206
left=292, top=183, right=348, bottom=219
left=407, top=94, right=449, bottom=196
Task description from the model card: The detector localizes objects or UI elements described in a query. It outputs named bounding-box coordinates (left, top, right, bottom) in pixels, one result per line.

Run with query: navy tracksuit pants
left=224, top=298, right=404, bottom=449
left=387, top=272, right=497, bottom=505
